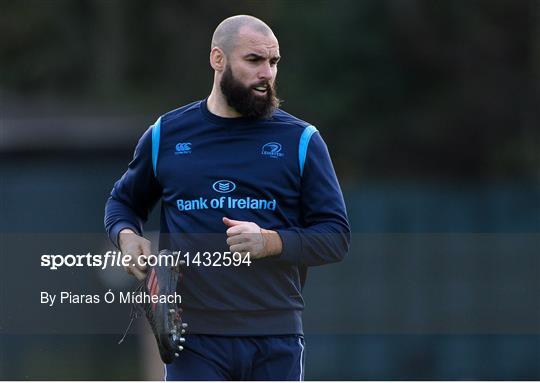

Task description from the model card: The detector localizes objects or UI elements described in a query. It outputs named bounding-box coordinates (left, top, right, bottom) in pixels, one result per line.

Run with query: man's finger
left=226, top=224, right=246, bottom=236
left=223, top=217, right=245, bottom=227
left=131, top=267, right=147, bottom=282
left=139, top=241, right=151, bottom=271
left=136, top=254, right=148, bottom=272
left=226, top=235, right=246, bottom=246
left=125, top=264, right=146, bottom=281
left=141, top=240, right=151, bottom=257
left=230, top=243, right=250, bottom=253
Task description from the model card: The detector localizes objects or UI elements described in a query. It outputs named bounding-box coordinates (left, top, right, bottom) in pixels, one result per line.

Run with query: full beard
left=220, top=65, right=280, bottom=119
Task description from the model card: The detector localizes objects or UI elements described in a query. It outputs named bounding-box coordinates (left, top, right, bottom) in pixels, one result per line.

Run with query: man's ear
left=210, top=47, right=226, bottom=72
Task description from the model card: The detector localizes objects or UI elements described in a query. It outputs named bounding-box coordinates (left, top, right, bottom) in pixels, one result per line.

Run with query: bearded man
left=105, top=14, right=350, bottom=381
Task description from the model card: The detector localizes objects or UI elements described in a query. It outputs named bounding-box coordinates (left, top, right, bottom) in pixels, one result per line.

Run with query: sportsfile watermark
left=40, top=250, right=252, bottom=270
left=2, top=233, right=538, bottom=335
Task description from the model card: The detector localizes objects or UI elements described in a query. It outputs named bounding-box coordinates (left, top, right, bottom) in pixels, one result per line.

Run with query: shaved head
left=208, top=15, right=281, bottom=119
left=211, top=15, right=274, bottom=55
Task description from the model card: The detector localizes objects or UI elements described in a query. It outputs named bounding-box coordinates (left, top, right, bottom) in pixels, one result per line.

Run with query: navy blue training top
left=105, top=99, right=350, bottom=335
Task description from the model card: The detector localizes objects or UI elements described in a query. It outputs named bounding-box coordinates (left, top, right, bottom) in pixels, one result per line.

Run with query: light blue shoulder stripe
left=298, top=125, right=318, bottom=176
left=151, top=116, right=162, bottom=177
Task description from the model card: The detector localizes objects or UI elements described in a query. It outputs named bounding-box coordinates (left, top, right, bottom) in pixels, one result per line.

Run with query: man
left=105, top=15, right=350, bottom=381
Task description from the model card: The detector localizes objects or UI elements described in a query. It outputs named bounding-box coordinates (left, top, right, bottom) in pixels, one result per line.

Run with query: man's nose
left=258, top=62, right=273, bottom=80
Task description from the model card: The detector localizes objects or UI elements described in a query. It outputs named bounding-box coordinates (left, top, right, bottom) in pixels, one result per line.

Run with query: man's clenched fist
left=118, top=228, right=151, bottom=281
left=223, top=217, right=283, bottom=259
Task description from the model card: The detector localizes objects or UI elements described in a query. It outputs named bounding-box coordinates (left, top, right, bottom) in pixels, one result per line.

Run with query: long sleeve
left=277, top=131, right=351, bottom=266
left=104, top=126, right=162, bottom=248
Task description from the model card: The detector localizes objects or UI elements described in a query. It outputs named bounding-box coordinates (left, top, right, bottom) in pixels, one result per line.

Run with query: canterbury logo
left=175, top=142, right=192, bottom=154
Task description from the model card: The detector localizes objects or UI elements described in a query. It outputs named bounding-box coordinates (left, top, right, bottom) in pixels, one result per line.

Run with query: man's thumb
left=223, top=217, right=244, bottom=227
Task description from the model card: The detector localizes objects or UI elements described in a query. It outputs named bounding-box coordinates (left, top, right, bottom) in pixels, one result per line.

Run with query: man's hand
left=118, top=228, right=151, bottom=281
left=223, top=217, right=283, bottom=259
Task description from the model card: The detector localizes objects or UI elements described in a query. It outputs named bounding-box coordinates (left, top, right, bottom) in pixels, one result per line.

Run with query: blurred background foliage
left=1, top=0, right=538, bottom=181
left=1, top=0, right=539, bottom=380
